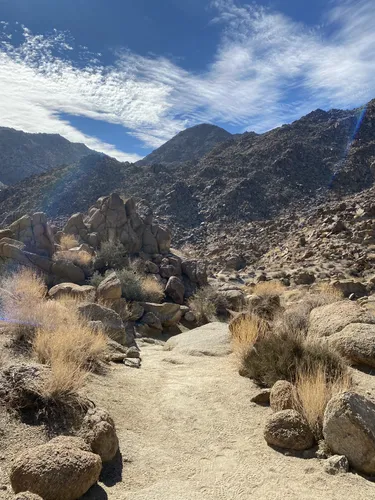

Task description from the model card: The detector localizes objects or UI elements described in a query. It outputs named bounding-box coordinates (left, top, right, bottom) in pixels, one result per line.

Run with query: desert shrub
left=141, top=276, right=164, bottom=303
left=0, top=268, right=47, bottom=341
left=240, top=330, right=347, bottom=388
left=115, top=267, right=144, bottom=301
left=95, top=240, right=129, bottom=270
left=188, top=286, right=230, bottom=325
left=59, top=234, right=79, bottom=251
left=294, top=366, right=352, bottom=439
left=252, top=280, right=285, bottom=296
left=54, top=249, right=93, bottom=268
left=230, top=313, right=269, bottom=353
left=249, top=294, right=283, bottom=321
left=88, top=269, right=112, bottom=288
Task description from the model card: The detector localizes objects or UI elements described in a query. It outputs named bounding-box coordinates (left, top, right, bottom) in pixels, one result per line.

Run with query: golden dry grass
left=54, top=249, right=93, bottom=266
left=142, top=276, right=165, bottom=303
left=0, top=268, right=47, bottom=336
left=59, top=233, right=79, bottom=251
left=252, top=280, right=285, bottom=296
left=294, top=365, right=352, bottom=439
left=313, top=282, right=344, bottom=302
left=230, top=314, right=269, bottom=353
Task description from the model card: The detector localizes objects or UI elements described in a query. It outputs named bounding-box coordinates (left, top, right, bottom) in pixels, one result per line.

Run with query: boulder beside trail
left=165, top=322, right=231, bottom=357
left=270, top=381, right=297, bottom=412
left=78, top=302, right=126, bottom=345
left=323, top=391, right=375, bottom=475
left=328, top=323, right=375, bottom=367
left=264, top=409, right=314, bottom=450
left=79, top=407, right=119, bottom=462
left=308, top=300, right=375, bottom=338
left=10, top=436, right=101, bottom=500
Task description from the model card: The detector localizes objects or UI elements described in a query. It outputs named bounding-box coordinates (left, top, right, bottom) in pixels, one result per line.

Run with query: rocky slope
left=0, top=100, right=375, bottom=262
left=136, top=123, right=232, bottom=166
left=0, top=127, right=94, bottom=185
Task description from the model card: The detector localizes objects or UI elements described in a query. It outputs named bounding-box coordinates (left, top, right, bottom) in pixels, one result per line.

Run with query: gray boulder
left=323, top=392, right=375, bottom=474
left=97, top=271, right=122, bottom=301
left=328, top=323, right=375, bottom=367
left=78, top=302, right=125, bottom=345
left=165, top=276, right=185, bottom=305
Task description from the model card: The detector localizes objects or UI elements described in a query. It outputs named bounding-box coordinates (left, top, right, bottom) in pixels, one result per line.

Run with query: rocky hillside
left=0, top=127, right=94, bottom=185
left=136, top=123, right=232, bottom=166
left=0, top=101, right=375, bottom=258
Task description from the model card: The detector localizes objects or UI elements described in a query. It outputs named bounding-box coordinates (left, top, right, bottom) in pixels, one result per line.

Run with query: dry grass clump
left=59, top=234, right=79, bottom=251
left=54, top=249, right=93, bottom=267
left=188, top=286, right=230, bottom=325
left=230, top=314, right=269, bottom=354
left=252, top=280, right=286, bottom=296
left=240, top=327, right=347, bottom=388
left=0, top=268, right=47, bottom=340
left=142, top=276, right=164, bottom=303
left=294, top=366, right=352, bottom=439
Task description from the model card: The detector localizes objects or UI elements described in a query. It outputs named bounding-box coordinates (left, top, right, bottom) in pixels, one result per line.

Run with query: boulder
left=48, top=283, right=96, bottom=301
left=165, top=276, right=185, bottom=305
left=294, top=271, right=315, bottom=285
left=51, top=260, right=85, bottom=284
left=221, top=289, right=245, bottom=311
left=328, top=323, right=375, bottom=367
left=251, top=389, right=271, bottom=405
left=332, top=280, right=367, bottom=298
left=165, top=322, right=231, bottom=357
left=78, top=302, right=125, bottom=345
left=10, top=436, right=101, bottom=500
left=270, top=381, right=297, bottom=412
left=323, top=455, right=349, bottom=475
left=323, top=392, right=375, bottom=474
left=97, top=272, right=122, bottom=301
left=141, top=311, right=163, bottom=331
left=264, top=409, right=314, bottom=450
left=79, top=407, right=119, bottom=462
left=308, top=300, right=375, bottom=338
left=141, top=302, right=183, bottom=327
left=181, top=259, right=207, bottom=286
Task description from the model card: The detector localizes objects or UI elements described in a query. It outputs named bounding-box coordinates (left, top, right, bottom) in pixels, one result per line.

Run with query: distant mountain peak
left=137, top=123, right=232, bottom=166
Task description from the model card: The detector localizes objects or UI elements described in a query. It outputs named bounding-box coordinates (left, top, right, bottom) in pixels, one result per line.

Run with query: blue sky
left=0, top=0, right=374, bottom=161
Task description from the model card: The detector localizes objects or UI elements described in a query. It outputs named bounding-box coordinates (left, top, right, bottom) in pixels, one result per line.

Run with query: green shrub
left=116, top=268, right=144, bottom=302
left=240, top=330, right=347, bottom=388
left=94, top=240, right=129, bottom=270
left=188, top=286, right=230, bottom=325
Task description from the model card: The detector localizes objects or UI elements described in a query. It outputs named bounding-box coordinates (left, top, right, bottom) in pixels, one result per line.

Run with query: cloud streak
left=0, top=0, right=374, bottom=161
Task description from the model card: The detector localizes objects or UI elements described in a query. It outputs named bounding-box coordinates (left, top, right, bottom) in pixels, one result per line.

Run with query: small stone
left=251, top=389, right=271, bottom=405
left=126, top=346, right=141, bottom=359
left=323, top=455, right=349, bottom=475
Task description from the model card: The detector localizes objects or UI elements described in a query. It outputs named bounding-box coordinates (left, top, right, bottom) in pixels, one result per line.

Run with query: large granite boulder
left=323, top=392, right=375, bottom=474
left=78, top=302, right=126, bottom=345
left=10, top=436, right=101, bottom=500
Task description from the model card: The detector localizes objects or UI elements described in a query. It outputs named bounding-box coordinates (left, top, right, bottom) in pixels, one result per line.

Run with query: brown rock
left=10, top=436, right=101, bottom=500
left=79, top=407, right=119, bottom=462
left=264, top=409, right=314, bottom=450
left=270, top=380, right=297, bottom=412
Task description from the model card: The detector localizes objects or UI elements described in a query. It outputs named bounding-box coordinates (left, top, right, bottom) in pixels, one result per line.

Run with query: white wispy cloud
left=0, top=0, right=374, bottom=161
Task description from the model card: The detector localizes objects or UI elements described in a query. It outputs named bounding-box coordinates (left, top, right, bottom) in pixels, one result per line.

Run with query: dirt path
left=84, top=341, right=375, bottom=500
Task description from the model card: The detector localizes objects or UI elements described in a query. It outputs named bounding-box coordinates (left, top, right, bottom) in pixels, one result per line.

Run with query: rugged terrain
left=0, top=127, right=94, bottom=185
left=0, top=100, right=375, bottom=270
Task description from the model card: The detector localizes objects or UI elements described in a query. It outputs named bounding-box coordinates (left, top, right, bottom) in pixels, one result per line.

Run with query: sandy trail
left=82, top=341, right=375, bottom=500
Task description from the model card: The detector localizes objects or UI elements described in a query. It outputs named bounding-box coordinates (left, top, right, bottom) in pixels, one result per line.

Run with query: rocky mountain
left=0, top=100, right=375, bottom=263
left=0, top=127, right=94, bottom=185
left=136, top=123, right=232, bottom=166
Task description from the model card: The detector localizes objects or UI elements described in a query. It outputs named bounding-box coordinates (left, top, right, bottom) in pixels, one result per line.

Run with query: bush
left=188, top=286, right=230, bottom=325
left=294, top=365, right=352, bottom=440
left=240, top=330, right=348, bottom=388
left=95, top=240, right=129, bottom=270
left=141, top=276, right=164, bottom=303
left=0, top=268, right=47, bottom=341
left=59, top=234, right=79, bottom=251
left=229, top=313, right=269, bottom=353
left=54, top=250, right=93, bottom=268
left=88, top=270, right=112, bottom=288
left=252, top=280, right=285, bottom=296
